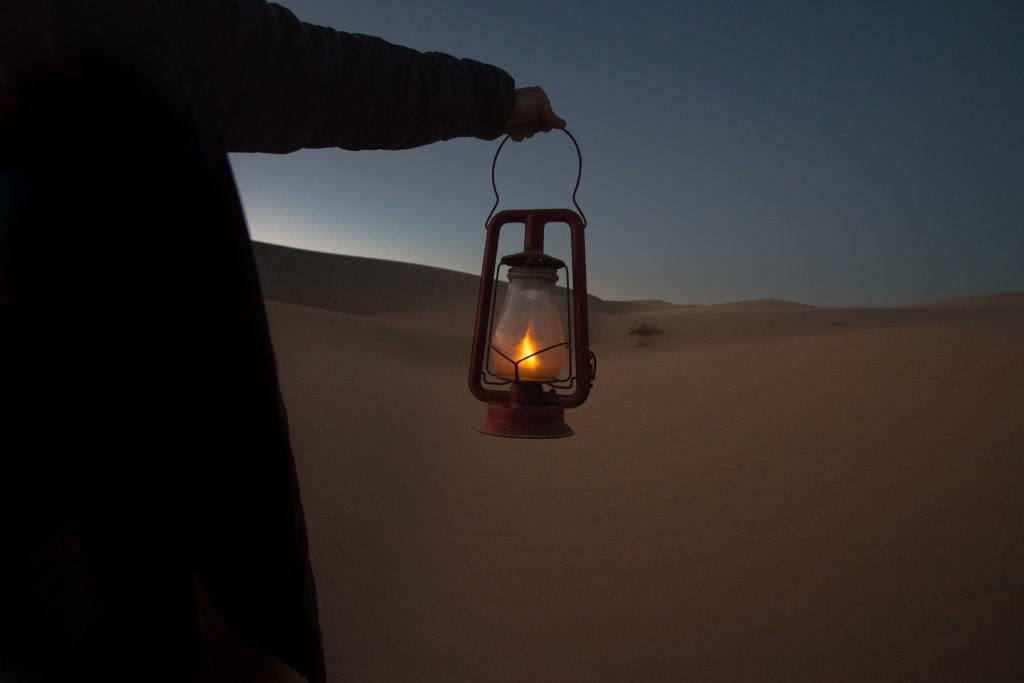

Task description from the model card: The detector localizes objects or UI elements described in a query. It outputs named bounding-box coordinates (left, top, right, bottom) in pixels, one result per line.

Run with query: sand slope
left=220, top=244, right=1024, bottom=681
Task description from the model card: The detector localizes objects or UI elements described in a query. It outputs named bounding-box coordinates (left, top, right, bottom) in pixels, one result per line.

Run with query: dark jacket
left=0, top=1, right=514, bottom=681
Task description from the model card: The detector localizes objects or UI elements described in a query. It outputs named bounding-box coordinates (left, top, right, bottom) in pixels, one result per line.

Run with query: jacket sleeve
left=162, top=0, right=516, bottom=153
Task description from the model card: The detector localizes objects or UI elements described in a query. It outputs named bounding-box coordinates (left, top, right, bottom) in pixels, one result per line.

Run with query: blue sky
left=230, top=0, right=1024, bottom=306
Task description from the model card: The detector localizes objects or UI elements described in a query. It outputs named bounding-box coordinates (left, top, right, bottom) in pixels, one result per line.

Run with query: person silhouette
left=0, top=1, right=564, bottom=681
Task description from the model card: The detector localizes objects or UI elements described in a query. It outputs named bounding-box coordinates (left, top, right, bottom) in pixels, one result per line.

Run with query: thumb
left=509, top=86, right=567, bottom=129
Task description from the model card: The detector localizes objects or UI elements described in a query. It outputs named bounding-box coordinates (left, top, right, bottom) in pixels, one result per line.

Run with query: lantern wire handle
left=486, top=128, right=587, bottom=229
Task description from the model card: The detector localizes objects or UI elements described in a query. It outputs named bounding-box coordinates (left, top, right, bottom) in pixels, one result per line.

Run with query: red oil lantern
left=468, top=130, right=596, bottom=438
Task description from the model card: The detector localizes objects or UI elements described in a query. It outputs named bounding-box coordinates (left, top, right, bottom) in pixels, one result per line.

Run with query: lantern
left=468, top=130, right=596, bottom=438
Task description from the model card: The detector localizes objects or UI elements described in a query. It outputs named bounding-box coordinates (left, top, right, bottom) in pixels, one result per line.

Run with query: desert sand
left=202, top=242, right=1024, bottom=681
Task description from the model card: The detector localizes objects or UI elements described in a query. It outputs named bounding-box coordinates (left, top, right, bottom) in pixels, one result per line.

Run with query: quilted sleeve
left=164, top=0, right=516, bottom=152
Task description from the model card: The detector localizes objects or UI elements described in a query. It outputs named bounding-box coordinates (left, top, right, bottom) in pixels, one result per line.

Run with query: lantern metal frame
left=468, top=130, right=596, bottom=438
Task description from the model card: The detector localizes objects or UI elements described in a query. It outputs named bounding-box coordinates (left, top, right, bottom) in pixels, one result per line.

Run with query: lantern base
left=478, top=401, right=573, bottom=439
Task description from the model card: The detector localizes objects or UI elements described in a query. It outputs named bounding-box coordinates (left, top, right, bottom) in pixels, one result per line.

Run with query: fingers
left=507, top=121, right=548, bottom=142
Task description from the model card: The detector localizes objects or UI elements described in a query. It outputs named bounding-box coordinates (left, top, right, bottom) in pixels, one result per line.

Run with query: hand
left=505, top=86, right=567, bottom=142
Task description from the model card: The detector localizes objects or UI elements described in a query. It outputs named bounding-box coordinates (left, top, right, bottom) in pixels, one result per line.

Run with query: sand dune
left=209, top=245, right=1024, bottom=681
left=253, top=242, right=482, bottom=314
left=906, top=291, right=1024, bottom=309
left=624, top=299, right=680, bottom=309
left=704, top=297, right=814, bottom=310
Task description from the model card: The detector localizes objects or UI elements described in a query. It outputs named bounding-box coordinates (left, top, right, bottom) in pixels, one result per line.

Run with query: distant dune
left=706, top=297, right=814, bottom=309
left=252, top=241, right=481, bottom=314
left=624, top=298, right=682, bottom=309
left=253, top=242, right=805, bottom=315
left=207, top=242, right=1024, bottom=682
left=906, top=291, right=1024, bottom=309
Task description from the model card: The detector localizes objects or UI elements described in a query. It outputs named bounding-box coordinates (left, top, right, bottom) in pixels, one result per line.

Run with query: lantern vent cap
left=507, top=266, right=560, bottom=283
left=499, top=251, right=566, bottom=271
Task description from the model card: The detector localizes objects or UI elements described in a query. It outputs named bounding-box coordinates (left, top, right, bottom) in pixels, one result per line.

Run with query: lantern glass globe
left=490, top=266, right=567, bottom=381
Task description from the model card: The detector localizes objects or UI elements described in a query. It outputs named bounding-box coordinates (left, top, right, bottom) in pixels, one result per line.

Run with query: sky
left=230, top=0, right=1024, bottom=306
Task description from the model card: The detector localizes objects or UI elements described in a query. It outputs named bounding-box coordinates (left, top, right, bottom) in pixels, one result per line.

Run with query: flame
left=518, top=326, right=539, bottom=369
